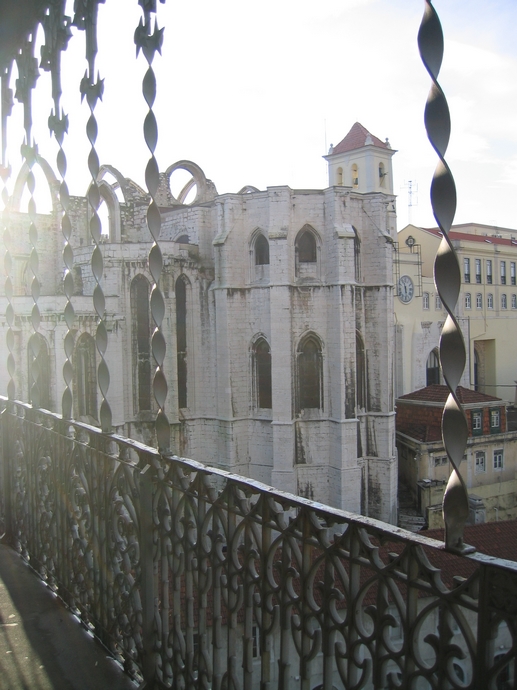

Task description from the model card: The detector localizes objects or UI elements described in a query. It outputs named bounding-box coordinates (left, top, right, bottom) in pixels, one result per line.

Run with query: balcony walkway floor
left=0, top=544, right=136, bottom=690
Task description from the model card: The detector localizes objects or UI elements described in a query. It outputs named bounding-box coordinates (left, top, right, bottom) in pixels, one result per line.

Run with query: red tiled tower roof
left=330, top=122, right=388, bottom=155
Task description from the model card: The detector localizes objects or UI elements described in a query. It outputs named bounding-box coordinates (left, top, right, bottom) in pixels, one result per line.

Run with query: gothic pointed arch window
left=252, top=337, right=272, bottom=409
left=356, top=332, right=366, bottom=410
left=295, top=225, right=320, bottom=280
left=426, top=348, right=441, bottom=386
left=131, top=275, right=151, bottom=412
left=297, top=333, right=323, bottom=411
left=255, top=234, right=270, bottom=265
left=27, top=333, right=51, bottom=410
left=74, top=333, right=97, bottom=420
left=297, top=229, right=317, bottom=263
left=176, top=275, right=189, bottom=409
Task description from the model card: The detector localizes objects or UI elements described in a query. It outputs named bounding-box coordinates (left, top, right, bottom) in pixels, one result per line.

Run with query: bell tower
left=324, top=122, right=396, bottom=194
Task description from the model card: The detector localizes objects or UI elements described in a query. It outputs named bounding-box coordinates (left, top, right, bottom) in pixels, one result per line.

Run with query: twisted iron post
left=16, top=35, right=43, bottom=408
left=418, top=1, right=474, bottom=553
left=43, top=0, right=74, bottom=418
left=76, top=0, right=112, bottom=432
left=1, top=63, right=14, bottom=404
left=136, top=0, right=170, bottom=452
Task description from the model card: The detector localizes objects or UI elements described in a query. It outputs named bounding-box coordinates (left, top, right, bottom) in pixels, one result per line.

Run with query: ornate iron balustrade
left=1, top=398, right=516, bottom=690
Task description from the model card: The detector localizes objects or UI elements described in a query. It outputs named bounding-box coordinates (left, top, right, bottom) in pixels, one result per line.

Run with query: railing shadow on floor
left=0, top=542, right=135, bottom=690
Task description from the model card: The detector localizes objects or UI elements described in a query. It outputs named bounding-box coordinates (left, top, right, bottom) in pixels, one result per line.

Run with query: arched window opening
left=351, top=163, right=359, bottom=188
left=297, top=335, right=323, bottom=411
left=131, top=275, right=151, bottom=412
left=27, top=333, right=51, bottom=409
left=337, top=167, right=343, bottom=185
left=465, top=293, right=471, bottom=309
left=502, top=293, right=507, bottom=309
left=253, top=338, right=272, bottom=409
left=353, top=227, right=361, bottom=282
left=297, top=229, right=317, bottom=263
left=426, top=349, right=441, bottom=386
left=175, top=234, right=189, bottom=244
left=356, top=333, right=366, bottom=410
left=379, top=162, right=386, bottom=187
left=97, top=199, right=110, bottom=239
left=255, top=234, right=270, bottom=265
left=19, top=165, right=54, bottom=214
left=75, top=333, right=97, bottom=420
left=423, top=292, right=429, bottom=310
left=176, top=276, right=188, bottom=409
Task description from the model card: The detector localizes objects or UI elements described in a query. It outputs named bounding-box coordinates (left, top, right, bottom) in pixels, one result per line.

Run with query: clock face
left=398, top=275, right=414, bottom=303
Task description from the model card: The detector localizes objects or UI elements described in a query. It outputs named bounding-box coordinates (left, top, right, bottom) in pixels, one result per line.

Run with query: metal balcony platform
left=0, top=544, right=135, bottom=690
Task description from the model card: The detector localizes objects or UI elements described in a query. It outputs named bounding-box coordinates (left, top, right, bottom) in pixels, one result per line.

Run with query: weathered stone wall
left=0, top=160, right=398, bottom=523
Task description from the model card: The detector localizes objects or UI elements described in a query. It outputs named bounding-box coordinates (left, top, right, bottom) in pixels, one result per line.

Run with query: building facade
left=395, top=222, right=517, bottom=403
left=0, top=123, right=399, bottom=522
left=397, top=384, right=517, bottom=528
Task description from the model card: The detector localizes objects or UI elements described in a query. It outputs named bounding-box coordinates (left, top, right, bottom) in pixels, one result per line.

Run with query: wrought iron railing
left=1, top=1, right=516, bottom=688
left=1, top=398, right=516, bottom=690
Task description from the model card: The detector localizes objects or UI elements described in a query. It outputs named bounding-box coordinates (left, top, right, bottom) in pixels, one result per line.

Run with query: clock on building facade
left=398, top=275, right=414, bottom=303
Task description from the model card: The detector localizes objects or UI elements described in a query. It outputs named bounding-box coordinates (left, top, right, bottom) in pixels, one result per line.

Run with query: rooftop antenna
left=401, top=180, right=418, bottom=224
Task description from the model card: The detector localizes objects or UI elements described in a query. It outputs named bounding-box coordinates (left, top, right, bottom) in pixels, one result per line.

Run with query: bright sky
left=6, top=0, right=517, bottom=231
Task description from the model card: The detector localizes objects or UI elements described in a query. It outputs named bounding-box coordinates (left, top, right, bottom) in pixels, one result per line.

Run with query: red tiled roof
left=397, top=423, right=442, bottom=443
left=422, top=520, right=517, bottom=560
left=423, top=226, right=517, bottom=248
left=330, top=122, right=387, bottom=155
left=418, top=520, right=517, bottom=587
left=398, top=384, right=501, bottom=405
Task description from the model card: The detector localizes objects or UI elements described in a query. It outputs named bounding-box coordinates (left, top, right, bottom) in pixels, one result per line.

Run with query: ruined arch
left=12, top=155, right=59, bottom=213
left=165, top=160, right=217, bottom=205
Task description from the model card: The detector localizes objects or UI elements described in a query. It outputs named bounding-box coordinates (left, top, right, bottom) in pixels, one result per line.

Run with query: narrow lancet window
left=253, top=338, right=272, bottom=409
left=176, top=276, right=188, bottom=408
left=27, top=333, right=51, bottom=410
left=255, top=234, right=270, bottom=265
left=297, top=335, right=323, bottom=410
left=131, top=275, right=151, bottom=412
left=75, top=333, right=97, bottom=419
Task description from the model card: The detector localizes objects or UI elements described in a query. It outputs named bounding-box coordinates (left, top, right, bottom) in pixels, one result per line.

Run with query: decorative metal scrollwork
left=418, top=0, right=473, bottom=554
left=1, top=401, right=516, bottom=688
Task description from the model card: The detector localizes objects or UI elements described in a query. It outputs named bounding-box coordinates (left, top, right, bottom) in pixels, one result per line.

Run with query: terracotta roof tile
left=397, top=423, right=442, bottom=442
left=418, top=520, right=517, bottom=587
left=398, top=384, right=501, bottom=405
left=423, top=226, right=517, bottom=248
left=330, top=122, right=387, bottom=155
